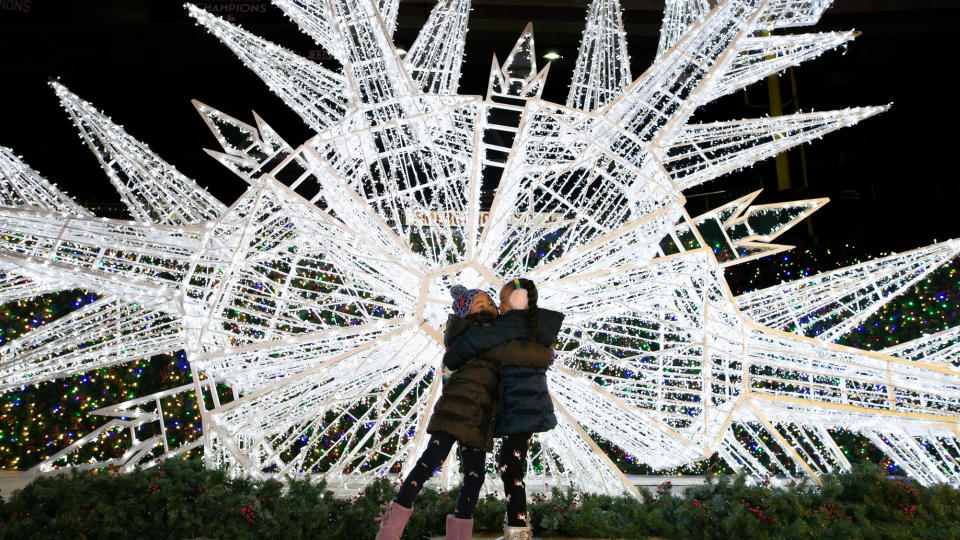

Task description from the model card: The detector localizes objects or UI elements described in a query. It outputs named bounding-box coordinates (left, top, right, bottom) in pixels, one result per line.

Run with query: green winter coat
left=425, top=314, right=553, bottom=452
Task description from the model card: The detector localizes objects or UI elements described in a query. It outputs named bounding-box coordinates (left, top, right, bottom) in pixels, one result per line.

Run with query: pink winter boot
left=445, top=514, right=474, bottom=540
left=374, top=501, right=413, bottom=540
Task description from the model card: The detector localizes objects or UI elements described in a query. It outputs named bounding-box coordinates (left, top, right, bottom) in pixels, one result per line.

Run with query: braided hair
left=515, top=278, right=539, bottom=343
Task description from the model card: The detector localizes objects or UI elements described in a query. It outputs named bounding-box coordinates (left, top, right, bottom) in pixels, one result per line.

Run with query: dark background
left=1, top=0, right=957, bottom=252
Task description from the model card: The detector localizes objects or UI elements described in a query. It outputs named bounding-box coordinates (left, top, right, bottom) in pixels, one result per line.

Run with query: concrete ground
left=0, top=470, right=32, bottom=500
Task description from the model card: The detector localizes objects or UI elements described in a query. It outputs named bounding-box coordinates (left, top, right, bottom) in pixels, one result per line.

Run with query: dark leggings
left=498, top=434, right=531, bottom=527
left=394, top=433, right=486, bottom=519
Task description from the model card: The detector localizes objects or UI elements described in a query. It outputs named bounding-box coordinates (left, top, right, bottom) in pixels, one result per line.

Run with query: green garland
left=1, top=459, right=958, bottom=539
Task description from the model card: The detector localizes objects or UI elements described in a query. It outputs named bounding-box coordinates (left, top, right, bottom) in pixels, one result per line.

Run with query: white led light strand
left=188, top=5, right=349, bottom=133
left=737, top=241, right=960, bottom=341
left=3, top=0, right=957, bottom=494
left=52, top=82, right=226, bottom=225
left=566, top=0, right=632, bottom=112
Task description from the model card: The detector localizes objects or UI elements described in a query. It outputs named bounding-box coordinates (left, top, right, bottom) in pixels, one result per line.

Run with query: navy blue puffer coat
left=443, top=308, right=564, bottom=436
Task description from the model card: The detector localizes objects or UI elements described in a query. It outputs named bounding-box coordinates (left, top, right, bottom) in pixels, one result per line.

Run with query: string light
left=1, top=0, right=955, bottom=497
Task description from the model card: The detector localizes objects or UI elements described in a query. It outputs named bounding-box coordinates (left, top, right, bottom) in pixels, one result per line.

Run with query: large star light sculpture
left=3, top=0, right=960, bottom=495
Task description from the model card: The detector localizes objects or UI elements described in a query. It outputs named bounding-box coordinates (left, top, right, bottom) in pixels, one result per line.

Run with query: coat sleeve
left=493, top=341, right=553, bottom=368
left=443, top=321, right=527, bottom=371
left=443, top=315, right=472, bottom=349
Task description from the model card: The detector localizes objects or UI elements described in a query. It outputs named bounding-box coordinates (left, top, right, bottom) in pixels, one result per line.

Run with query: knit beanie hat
left=450, top=284, right=486, bottom=318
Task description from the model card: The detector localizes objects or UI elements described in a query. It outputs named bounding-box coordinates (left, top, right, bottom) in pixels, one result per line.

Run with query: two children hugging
left=375, top=278, right=564, bottom=540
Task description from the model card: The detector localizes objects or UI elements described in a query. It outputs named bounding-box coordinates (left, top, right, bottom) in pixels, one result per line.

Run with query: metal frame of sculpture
left=2, top=0, right=959, bottom=496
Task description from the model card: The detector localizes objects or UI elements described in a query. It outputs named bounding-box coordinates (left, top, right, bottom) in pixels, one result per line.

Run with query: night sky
left=1, top=0, right=958, bottom=252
